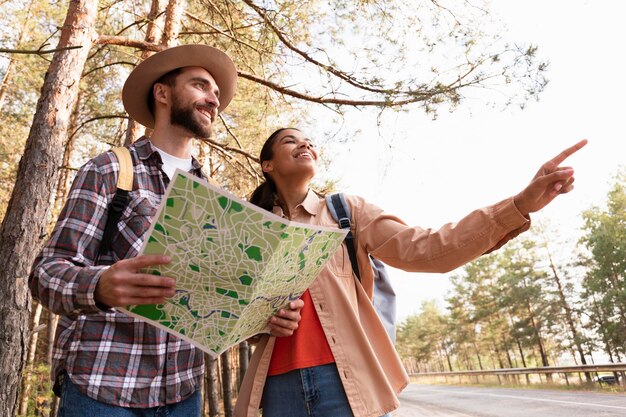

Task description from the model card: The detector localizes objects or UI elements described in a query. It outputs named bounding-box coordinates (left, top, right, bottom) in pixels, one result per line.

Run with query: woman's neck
left=275, top=183, right=310, bottom=218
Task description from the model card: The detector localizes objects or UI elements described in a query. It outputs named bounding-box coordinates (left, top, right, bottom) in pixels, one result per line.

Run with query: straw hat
left=122, top=44, right=237, bottom=129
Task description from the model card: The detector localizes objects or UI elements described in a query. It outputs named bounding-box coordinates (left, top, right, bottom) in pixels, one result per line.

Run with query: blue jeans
left=262, top=363, right=391, bottom=417
left=57, top=375, right=201, bottom=417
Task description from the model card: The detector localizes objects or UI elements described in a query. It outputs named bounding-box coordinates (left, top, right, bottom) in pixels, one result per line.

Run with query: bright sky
left=322, top=1, right=626, bottom=322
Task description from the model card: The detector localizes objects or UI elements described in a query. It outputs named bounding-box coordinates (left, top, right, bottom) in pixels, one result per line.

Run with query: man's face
left=168, top=67, right=220, bottom=139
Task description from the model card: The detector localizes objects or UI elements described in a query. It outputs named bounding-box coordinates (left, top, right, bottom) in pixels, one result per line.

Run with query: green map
left=121, top=170, right=347, bottom=357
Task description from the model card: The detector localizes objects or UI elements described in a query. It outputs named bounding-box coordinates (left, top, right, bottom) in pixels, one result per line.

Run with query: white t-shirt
left=153, top=146, right=194, bottom=180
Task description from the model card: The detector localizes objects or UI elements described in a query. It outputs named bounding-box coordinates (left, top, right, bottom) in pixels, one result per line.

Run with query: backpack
left=325, top=193, right=397, bottom=343
left=98, top=147, right=133, bottom=257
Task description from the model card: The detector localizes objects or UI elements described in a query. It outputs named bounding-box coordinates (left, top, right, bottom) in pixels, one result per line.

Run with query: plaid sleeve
left=29, top=155, right=117, bottom=315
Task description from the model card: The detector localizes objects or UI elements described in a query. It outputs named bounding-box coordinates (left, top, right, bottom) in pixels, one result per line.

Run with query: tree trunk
left=527, top=305, right=550, bottom=368
left=204, top=353, right=221, bottom=417
left=19, top=302, right=43, bottom=416
left=441, top=343, right=453, bottom=372
left=47, top=313, right=59, bottom=366
left=48, top=311, right=60, bottom=417
left=221, top=349, right=234, bottom=417
left=124, top=0, right=167, bottom=145
left=543, top=242, right=592, bottom=382
left=162, top=0, right=185, bottom=47
left=0, top=1, right=98, bottom=415
left=473, top=341, right=484, bottom=370
left=238, top=341, right=249, bottom=388
left=53, top=92, right=81, bottom=216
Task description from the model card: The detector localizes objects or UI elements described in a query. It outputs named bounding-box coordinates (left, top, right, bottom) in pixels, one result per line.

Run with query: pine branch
left=241, top=0, right=402, bottom=96
left=0, top=45, right=82, bottom=55
left=69, top=115, right=129, bottom=141
left=217, top=114, right=260, bottom=175
left=237, top=70, right=431, bottom=107
left=96, top=36, right=166, bottom=52
left=184, top=11, right=261, bottom=53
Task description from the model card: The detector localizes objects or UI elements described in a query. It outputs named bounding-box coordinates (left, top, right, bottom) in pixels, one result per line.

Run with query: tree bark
left=238, top=341, right=249, bottom=389
left=162, top=0, right=185, bottom=47
left=205, top=353, right=221, bottom=417
left=221, top=349, right=234, bottom=417
left=53, top=92, right=81, bottom=216
left=47, top=313, right=59, bottom=366
left=0, top=1, right=99, bottom=415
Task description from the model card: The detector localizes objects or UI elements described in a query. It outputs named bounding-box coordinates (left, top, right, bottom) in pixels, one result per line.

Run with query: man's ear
left=261, top=160, right=273, bottom=173
left=153, top=83, right=169, bottom=105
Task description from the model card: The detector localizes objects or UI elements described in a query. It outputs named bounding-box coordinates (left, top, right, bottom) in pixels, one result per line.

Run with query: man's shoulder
left=128, top=136, right=154, bottom=161
left=85, top=137, right=152, bottom=171
left=73, top=148, right=118, bottom=180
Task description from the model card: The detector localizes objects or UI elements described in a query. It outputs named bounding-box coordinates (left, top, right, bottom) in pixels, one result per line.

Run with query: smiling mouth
left=197, top=107, right=214, bottom=123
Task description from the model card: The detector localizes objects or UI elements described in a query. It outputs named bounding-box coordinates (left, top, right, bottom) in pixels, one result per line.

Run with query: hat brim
left=122, top=44, right=237, bottom=129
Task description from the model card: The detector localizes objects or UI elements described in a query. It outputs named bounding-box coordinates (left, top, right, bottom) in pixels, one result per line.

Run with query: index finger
left=547, top=139, right=588, bottom=168
left=120, top=254, right=172, bottom=270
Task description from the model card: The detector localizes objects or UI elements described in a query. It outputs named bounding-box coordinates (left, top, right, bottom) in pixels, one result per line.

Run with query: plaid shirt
left=29, top=137, right=206, bottom=407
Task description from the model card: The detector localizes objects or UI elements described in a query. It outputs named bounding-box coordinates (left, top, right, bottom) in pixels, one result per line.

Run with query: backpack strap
left=98, top=147, right=133, bottom=257
left=113, top=146, right=133, bottom=192
left=325, top=193, right=361, bottom=281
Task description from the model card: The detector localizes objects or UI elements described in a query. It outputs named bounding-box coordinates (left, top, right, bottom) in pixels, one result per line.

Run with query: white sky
left=321, top=1, right=626, bottom=322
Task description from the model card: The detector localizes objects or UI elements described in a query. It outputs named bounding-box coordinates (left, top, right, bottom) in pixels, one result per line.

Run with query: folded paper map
left=120, top=170, right=347, bottom=356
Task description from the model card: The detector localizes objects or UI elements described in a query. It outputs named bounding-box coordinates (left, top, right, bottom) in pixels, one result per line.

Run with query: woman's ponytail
left=249, top=179, right=276, bottom=211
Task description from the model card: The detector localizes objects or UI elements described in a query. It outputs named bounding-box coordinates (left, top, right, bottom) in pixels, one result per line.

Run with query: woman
left=234, top=128, right=587, bottom=417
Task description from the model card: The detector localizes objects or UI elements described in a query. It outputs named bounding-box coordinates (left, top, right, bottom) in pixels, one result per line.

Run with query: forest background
left=0, top=0, right=624, bottom=416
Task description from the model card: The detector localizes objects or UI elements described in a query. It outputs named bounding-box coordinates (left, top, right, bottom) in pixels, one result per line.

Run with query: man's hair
left=147, top=67, right=183, bottom=116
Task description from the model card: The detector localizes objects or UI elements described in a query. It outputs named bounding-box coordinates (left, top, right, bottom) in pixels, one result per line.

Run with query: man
left=29, top=44, right=303, bottom=416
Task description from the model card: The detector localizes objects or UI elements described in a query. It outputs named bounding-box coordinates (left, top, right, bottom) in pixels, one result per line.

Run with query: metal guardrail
left=410, top=363, right=626, bottom=377
left=408, top=363, right=626, bottom=386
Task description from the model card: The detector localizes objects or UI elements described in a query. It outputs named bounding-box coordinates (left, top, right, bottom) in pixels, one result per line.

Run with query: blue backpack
left=325, top=193, right=397, bottom=343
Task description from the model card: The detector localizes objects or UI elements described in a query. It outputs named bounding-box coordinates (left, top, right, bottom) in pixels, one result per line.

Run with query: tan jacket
left=234, top=192, right=530, bottom=417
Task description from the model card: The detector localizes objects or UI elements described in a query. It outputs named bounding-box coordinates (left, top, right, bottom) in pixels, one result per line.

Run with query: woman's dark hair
left=249, top=128, right=299, bottom=211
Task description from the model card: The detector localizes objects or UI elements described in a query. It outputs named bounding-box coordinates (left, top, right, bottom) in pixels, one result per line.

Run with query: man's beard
left=170, top=95, right=213, bottom=139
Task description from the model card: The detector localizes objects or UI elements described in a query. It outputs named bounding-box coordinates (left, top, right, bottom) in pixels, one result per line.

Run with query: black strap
left=330, top=194, right=361, bottom=281
left=98, top=188, right=129, bottom=257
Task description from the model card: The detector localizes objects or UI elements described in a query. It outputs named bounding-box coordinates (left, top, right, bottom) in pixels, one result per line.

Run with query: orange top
left=267, top=289, right=335, bottom=376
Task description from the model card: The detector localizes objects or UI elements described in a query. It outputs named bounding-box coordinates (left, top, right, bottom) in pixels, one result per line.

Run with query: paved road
left=392, top=384, right=626, bottom=417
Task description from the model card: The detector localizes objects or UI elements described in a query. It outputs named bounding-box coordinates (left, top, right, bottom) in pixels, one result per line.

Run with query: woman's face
left=262, top=129, right=318, bottom=182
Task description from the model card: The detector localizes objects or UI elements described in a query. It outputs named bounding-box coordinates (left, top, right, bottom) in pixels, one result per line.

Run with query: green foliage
left=397, top=300, right=449, bottom=370
left=580, top=170, right=626, bottom=360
